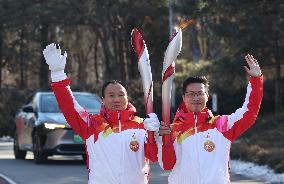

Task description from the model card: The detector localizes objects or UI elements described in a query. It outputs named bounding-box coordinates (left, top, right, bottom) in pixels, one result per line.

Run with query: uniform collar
left=174, top=102, right=213, bottom=125
left=99, top=103, right=136, bottom=125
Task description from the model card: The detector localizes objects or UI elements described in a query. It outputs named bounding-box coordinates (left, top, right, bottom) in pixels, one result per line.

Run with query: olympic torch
left=131, top=28, right=155, bottom=143
left=162, top=27, right=182, bottom=144
left=162, top=19, right=196, bottom=144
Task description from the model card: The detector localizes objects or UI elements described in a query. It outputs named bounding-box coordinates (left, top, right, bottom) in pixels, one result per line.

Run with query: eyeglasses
left=184, top=91, right=207, bottom=98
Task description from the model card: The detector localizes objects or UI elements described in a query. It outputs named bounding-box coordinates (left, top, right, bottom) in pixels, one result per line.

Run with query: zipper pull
left=118, top=112, right=121, bottom=132
left=194, top=112, right=197, bottom=134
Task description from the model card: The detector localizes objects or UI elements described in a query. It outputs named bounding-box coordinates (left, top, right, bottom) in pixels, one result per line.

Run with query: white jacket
left=158, top=76, right=263, bottom=184
left=51, top=78, right=158, bottom=184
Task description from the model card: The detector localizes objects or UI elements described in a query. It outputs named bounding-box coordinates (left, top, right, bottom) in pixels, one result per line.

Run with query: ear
left=206, top=92, right=209, bottom=98
left=182, top=94, right=186, bottom=102
left=205, top=93, right=209, bottom=102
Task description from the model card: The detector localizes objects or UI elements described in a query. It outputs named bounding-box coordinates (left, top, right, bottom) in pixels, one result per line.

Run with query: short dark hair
left=182, top=76, right=209, bottom=95
left=102, top=80, right=128, bottom=97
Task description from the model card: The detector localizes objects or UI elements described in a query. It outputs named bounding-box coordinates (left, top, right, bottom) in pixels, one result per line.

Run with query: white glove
left=43, top=43, right=67, bottom=82
left=144, top=113, right=160, bottom=132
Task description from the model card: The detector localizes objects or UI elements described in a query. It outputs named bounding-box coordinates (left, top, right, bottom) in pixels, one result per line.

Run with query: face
left=182, top=83, right=208, bottom=112
left=102, top=83, right=128, bottom=111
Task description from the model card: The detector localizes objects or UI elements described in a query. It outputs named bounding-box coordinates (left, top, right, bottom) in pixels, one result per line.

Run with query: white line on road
left=0, top=173, right=18, bottom=184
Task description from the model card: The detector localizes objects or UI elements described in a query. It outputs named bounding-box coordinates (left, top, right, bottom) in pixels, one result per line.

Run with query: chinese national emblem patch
left=204, top=133, right=215, bottom=152
left=204, top=140, right=215, bottom=152
left=130, top=133, right=139, bottom=152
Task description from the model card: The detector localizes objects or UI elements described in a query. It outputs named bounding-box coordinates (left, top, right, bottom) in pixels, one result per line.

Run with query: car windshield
left=40, top=94, right=101, bottom=113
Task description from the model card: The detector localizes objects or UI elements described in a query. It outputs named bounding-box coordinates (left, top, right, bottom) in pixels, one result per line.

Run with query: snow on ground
left=231, top=160, right=284, bottom=184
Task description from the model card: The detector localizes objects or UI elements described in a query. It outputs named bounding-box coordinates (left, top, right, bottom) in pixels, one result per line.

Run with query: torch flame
left=179, top=19, right=196, bottom=30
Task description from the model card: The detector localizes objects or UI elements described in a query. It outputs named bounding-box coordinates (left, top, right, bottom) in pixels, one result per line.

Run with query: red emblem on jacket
left=204, top=133, right=215, bottom=152
left=130, top=133, right=139, bottom=152
left=204, top=140, right=215, bottom=152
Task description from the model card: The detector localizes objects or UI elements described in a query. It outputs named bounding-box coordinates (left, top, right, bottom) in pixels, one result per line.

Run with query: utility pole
left=212, top=93, right=218, bottom=113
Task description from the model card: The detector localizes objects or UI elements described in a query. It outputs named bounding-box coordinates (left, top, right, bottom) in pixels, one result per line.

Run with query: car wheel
left=33, top=132, right=47, bottom=164
left=13, top=131, right=27, bottom=159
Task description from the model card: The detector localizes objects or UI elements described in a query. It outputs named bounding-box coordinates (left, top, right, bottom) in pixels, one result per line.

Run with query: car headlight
left=44, top=122, right=66, bottom=129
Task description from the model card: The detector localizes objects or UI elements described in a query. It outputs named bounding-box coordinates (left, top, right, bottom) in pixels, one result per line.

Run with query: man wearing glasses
left=158, top=54, right=263, bottom=184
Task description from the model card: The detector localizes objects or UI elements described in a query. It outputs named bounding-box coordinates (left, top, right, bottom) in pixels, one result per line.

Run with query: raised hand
left=244, top=54, right=262, bottom=77
left=43, top=43, right=67, bottom=82
left=43, top=43, right=67, bottom=72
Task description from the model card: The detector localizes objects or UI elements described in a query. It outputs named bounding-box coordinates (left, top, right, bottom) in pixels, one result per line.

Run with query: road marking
left=0, top=173, right=17, bottom=184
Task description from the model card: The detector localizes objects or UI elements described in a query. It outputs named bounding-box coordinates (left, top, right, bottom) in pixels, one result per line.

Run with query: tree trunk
left=75, top=28, right=87, bottom=89
left=275, top=61, right=281, bottom=113
left=39, top=23, right=49, bottom=89
left=198, top=18, right=209, bottom=61
left=19, top=28, right=26, bottom=89
left=274, top=33, right=282, bottom=113
left=118, top=30, right=127, bottom=81
left=77, top=53, right=87, bottom=89
left=94, top=35, right=99, bottom=83
left=271, top=2, right=282, bottom=114
left=127, top=18, right=137, bottom=79
left=124, top=31, right=130, bottom=83
left=97, top=27, right=117, bottom=80
left=113, top=29, right=119, bottom=63
left=0, top=24, right=2, bottom=88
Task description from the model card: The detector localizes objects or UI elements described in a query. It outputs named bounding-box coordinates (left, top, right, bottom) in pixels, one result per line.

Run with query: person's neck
left=186, top=107, right=207, bottom=113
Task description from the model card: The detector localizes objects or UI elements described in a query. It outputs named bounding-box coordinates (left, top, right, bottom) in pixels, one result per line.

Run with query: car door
left=22, top=95, right=38, bottom=150
left=15, top=109, right=28, bottom=149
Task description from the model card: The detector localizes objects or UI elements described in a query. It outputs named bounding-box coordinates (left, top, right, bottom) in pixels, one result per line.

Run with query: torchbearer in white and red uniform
left=42, top=43, right=160, bottom=184
left=158, top=54, right=263, bottom=184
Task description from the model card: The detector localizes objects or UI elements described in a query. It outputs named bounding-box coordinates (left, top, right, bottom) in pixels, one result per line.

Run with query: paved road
left=0, top=142, right=265, bottom=184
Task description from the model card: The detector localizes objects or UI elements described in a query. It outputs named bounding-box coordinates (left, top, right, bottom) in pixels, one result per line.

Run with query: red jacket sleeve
left=51, top=78, right=92, bottom=140
left=160, top=137, right=176, bottom=170
left=159, top=122, right=181, bottom=170
left=144, top=139, right=158, bottom=162
left=219, top=76, right=263, bottom=141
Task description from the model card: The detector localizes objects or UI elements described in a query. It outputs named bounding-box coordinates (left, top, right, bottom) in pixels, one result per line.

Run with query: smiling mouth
left=113, top=105, right=121, bottom=108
